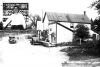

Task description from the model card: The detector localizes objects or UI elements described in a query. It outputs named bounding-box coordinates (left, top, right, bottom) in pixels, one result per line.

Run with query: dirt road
left=0, top=36, right=68, bottom=67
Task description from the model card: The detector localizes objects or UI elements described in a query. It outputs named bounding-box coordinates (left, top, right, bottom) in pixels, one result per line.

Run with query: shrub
left=0, top=22, right=3, bottom=30
left=95, top=39, right=100, bottom=55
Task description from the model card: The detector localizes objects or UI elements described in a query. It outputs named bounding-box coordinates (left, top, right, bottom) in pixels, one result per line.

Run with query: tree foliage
left=41, top=30, right=48, bottom=41
left=90, top=0, right=100, bottom=33
left=27, top=14, right=41, bottom=29
left=74, top=24, right=90, bottom=40
left=90, top=0, right=100, bottom=14
left=0, top=21, right=3, bottom=30
left=91, top=17, right=100, bottom=34
left=90, top=0, right=100, bottom=55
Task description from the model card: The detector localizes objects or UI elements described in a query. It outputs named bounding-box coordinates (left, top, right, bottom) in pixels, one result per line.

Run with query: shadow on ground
left=60, top=46, right=100, bottom=67
left=60, top=46, right=100, bottom=61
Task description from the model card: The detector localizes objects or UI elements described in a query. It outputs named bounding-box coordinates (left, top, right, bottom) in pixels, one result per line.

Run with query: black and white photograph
left=0, top=0, right=100, bottom=67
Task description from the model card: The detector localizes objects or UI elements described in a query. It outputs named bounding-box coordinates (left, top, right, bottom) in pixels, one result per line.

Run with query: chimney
left=84, top=11, right=86, bottom=15
left=91, top=18, right=93, bottom=23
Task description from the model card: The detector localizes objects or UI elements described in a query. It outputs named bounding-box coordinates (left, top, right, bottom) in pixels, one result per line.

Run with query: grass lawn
left=60, top=42, right=100, bottom=61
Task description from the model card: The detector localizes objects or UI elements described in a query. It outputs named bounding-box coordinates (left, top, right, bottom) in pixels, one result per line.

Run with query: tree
left=74, top=24, right=90, bottom=41
left=41, top=30, right=48, bottom=41
left=90, top=0, right=100, bottom=14
left=90, top=0, right=100, bottom=34
left=91, top=17, right=100, bottom=34
left=27, top=14, right=41, bottom=29
left=0, top=21, right=3, bottom=30
left=89, top=0, right=100, bottom=56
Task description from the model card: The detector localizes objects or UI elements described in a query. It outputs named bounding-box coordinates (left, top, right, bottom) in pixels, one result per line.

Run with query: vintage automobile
left=9, top=36, right=17, bottom=44
left=30, top=35, right=39, bottom=45
left=29, top=35, right=50, bottom=47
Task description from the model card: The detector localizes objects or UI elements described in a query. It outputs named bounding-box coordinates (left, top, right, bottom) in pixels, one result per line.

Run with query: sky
left=0, top=0, right=98, bottom=21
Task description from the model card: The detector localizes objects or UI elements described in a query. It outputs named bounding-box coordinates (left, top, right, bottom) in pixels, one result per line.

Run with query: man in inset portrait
left=4, top=6, right=26, bottom=30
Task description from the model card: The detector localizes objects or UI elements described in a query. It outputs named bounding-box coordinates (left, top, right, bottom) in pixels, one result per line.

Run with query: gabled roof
left=46, top=12, right=68, bottom=22
left=43, top=12, right=91, bottom=24
left=67, top=14, right=91, bottom=24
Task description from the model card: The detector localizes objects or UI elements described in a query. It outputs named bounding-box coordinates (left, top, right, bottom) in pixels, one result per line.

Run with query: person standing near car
left=4, top=6, right=26, bottom=30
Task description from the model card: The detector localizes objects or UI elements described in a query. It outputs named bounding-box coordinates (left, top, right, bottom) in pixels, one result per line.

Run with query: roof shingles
left=67, top=14, right=91, bottom=23
left=45, top=12, right=91, bottom=24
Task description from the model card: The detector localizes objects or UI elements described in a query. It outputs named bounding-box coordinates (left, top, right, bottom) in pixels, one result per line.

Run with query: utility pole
left=42, top=9, right=44, bottom=31
left=56, top=22, right=57, bottom=44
